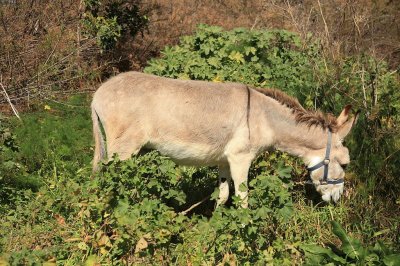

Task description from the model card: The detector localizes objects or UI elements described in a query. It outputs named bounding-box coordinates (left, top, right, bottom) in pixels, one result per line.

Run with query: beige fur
left=92, top=72, right=357, bottom=206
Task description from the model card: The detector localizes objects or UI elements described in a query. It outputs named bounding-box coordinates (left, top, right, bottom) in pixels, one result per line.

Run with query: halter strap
left=307, top=131, right=344, bottom=185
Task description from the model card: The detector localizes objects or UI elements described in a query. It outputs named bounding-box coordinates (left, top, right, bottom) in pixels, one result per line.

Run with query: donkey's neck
left=260, top=97, right=328, bottom=159
left=274, top=126, right=326, bottom=158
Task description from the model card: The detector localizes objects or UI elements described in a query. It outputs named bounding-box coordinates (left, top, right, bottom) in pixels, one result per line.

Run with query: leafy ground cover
left=0, top=25, right=399, bottom=265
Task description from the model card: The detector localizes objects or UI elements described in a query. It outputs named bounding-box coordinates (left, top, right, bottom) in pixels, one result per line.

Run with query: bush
left=145, top=24, right=324, bottom=105
left=0, top=148, right=298, bottom=264
left=0, top=120, right=29, bottom=211
left=82, top=0, right=148, bottom=51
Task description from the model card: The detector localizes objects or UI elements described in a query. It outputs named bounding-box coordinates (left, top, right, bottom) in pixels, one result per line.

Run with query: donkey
left=91, top=72, right=358, bottom=207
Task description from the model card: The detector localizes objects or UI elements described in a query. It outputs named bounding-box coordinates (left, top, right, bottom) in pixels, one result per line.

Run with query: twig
left=293, top=180, right=311, bottom=186
left=383, top=149, right=400, bottom=162
left=28, top=39, right=95, bottom=81
left=43, top=35, right=61, bottom=67
left=41, top=95, right=87, bottom=108
left=361, top=66, right=369, bottom=117
left=317, top=0, right=330, bottom=41
left=251, top=1, right=268, bottom=31
left=305, top=6, right=315, bottom=38
left=0, top=78, right=21, bottom=120
left=250, top=15, right=259, bottom=31
left=179, top=195, right=211, bottom=216
left=284, top=0, right=300, bottom=33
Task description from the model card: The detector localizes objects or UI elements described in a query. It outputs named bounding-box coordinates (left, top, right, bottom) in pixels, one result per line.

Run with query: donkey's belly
left=145, top=141, right=226, bottom=166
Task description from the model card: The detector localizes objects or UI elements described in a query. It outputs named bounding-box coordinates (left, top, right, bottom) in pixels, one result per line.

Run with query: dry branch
left=0, top=77, right=21, bottom=120
left=179, top=195, right=211, bottom=216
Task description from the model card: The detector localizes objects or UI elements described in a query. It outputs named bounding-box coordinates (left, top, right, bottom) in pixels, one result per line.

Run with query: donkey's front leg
left=216, top=164, right=231, bottom=207
left=227, top=154, right=253, bottom=208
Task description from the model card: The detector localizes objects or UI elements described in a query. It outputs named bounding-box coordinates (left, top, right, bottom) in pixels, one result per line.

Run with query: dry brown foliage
left=0, top=0, right=90, bottom=105
left=0, top=0, right=399, bottom=107
left=141, top=0, right=400, bottom=67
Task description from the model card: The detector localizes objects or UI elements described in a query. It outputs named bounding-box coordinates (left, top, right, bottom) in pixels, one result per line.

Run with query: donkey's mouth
left=319, top=183, right=344, bottom=203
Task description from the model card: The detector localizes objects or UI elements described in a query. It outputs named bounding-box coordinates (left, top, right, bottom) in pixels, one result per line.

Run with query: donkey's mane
left=251, top=87, right=338, bottom=132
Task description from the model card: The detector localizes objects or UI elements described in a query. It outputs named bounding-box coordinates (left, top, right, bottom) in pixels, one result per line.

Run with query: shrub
left=78, top=153, right=296, bottom=264
left=82, top=0, right=148, bottom=51
left=145, top=24, right=324, bottom=105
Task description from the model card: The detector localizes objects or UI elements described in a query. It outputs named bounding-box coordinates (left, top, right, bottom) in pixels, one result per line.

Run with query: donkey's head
left=306, top=105, right=359, bottom=203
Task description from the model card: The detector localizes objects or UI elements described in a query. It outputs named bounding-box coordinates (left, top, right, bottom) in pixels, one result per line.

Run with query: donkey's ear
left=337, top=109, right=359, bottom=139
left=337, top=105, right=352, bottom=126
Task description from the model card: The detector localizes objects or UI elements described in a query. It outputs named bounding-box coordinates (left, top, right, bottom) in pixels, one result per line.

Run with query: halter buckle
left=323, top=159, right=330, bottom=165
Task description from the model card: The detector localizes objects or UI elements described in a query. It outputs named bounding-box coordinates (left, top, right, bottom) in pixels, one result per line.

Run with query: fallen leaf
left=54, top=214, right=66, bottom=226
left=135, top=237, right=148, bottom=253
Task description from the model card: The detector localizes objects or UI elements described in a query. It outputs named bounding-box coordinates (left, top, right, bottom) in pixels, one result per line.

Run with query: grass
left=13, top=95, right=93, bottom=172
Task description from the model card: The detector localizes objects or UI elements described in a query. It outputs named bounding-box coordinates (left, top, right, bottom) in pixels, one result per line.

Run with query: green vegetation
left=302, top=221, right=400, bottom=265
left=0, top=25, right=399, bottom=264
left=82, top=0, right=149, bottom=51
left=145, top=24, right=321, bottom=103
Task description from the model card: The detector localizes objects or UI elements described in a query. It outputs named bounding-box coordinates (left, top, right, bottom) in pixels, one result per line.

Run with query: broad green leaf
left=207, top=57, right=220, bottom=68
left=300, top=243, right=347, bottom=264
left=383, top=254, right=400, bottom=266
left=276, top=165, right=292, bottom=178
left=211, top=187, right=220, bottom=200
left=331, top=221, right=365, bottom=260
left=239, top=182, right=248, bottom=192
left=85, top=255, right=99, bottom=266
left=229, top=51, right=245, bottom=64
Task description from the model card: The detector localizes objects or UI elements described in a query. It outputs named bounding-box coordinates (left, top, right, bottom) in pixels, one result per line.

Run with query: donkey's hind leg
left=107, top=131, right=146, bottom=161
left=216, top=164, right=231, bottom=207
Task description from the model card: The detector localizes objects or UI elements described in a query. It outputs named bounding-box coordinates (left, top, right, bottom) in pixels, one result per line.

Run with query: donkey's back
left=91, top=72, right=251, bottom=170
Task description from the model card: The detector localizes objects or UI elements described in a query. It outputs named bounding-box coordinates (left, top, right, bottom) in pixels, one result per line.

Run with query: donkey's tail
left=91, top=104, right=106, bottom=172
